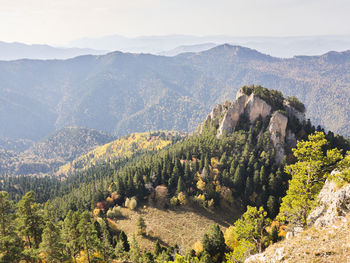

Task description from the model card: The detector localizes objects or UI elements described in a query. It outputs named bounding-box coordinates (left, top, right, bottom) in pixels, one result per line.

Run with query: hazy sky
left=0, top=0, right=349, bottom=45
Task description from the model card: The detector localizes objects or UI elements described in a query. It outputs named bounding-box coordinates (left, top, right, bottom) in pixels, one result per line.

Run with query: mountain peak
left=204, top=44, right=276, bottom=61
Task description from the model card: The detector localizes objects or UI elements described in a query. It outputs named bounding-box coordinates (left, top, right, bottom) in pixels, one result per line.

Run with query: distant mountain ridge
left=0, top=44, right=349, bottom=141
left=0, top=41, right=107, bottom=60
left=68, top=34, right=350, bottom=58
left=158, top=43, right=217, bottom=56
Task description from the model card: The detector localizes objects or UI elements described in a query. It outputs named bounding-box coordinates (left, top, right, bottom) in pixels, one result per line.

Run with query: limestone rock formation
left=199, top=86, right=306, bottom=164
left=217, top=94, right=248, bottom=137
left=268, top=112, right=288, bottom=163
left=308, top=175, right=350, bottom=228
left=284, top=100, right=306, bottom=123
left=245, top=94, right=272, bottom=123
left=245, top=247, right=285, bottom=263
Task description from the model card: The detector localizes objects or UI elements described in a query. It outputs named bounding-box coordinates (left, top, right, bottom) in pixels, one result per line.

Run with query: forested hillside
left=57, top=131, right=184, bottom=176
left=1, top=87, right=349, bottom=262
left=0, top=45, right=350, bottom=141
left=0, top=127, right=115, bottom=176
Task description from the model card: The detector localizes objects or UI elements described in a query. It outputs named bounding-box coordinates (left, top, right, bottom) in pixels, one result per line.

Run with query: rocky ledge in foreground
left=245, top=178, right=350, bottom=263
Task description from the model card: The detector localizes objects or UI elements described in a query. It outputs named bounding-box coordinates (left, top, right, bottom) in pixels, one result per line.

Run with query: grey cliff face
left=308, top=174, right=350, bottom=228
left=268, top=112, right=288, bottom=164
left=200, top=87, right=306, bottom=164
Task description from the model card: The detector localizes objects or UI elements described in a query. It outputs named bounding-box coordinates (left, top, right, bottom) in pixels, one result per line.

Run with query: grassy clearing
left=111, top=204, right=240, bottom=252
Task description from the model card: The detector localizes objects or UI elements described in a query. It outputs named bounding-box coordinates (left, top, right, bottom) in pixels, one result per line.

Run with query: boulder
left=268, top=112, right=288, bottom=163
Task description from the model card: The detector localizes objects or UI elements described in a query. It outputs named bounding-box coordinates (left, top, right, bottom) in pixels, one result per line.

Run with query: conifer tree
left=130, top=234, right=141, bottom=263
left=136, top=215, right=147, bottom=236
left=176, top=177, right=185, bottom=194
left=0, top=191, right=23, bottom=262
left=233, top=165, right=245, bottom=193
left=16, top=191, right=44, bottom=249
left=78, top=211, right=100, bottom=263
left=153, top=240, right=162, bottom=256
left=117, top=231, right=130, bottom=253
left=234, top=206, right=270, bottom=253
left=278, top=132, right=342, bottom=226
left=202, top=224, right=226, bottom=263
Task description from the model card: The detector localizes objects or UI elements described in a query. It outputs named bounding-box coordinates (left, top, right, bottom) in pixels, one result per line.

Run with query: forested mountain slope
left=0, top=87, right=349, bottom=262
left=0, top=127, right=115, bottom=176
left=0, top=44, right=349, bottom=141
left=57, top=131, right=184, bottom=176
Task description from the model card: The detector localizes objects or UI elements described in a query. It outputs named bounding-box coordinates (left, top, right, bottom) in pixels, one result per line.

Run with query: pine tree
left=278, top=132, right=342, bottom=226
left=176, top=177, right=185, bottom=194
left=99, top=220, right=114, bottom=261
left=16, top=191, right=44, bottom=249
left=0, top=191, right=23, bottom=262
left=129, top=234, right=141, bottom=263
left=202, top=224, right=226, bottom=263
left=184, top=161, right=191, bottom=185
left=63, top=211, right=81, bottom=262
left=40, top=221, right=66, bottom=262
left=234, top=206, right=271, bottom=253
left=266, top=195, right=277, bottom=218
left=271, top=225, right=279, bottom=243
left=117, top=231, right=130, bottom=253
left=136, top=215, right=147, bottom=236
left=233, top=165, right=245, bottom=193
left=153, top=240, right=162, bottom=256
left=78, top=211, right=100, bottom=263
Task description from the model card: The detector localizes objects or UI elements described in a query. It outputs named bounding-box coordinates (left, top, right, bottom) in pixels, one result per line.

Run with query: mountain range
left=0, top=41, right=106, bottom=60
left=68, top=34, right=350, bottom=58
left=0, top=44, right=349, bottom=142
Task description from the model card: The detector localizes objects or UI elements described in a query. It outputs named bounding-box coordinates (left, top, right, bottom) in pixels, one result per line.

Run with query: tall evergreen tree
left=78, top=211, right=100, bottom=263
left=202, top=224, right=226, bottom=263
left=16, top=191, right=44, bottom=249
left=278, top=132, right=342, bottom=226
left=0, top=191, right=23, bottom=263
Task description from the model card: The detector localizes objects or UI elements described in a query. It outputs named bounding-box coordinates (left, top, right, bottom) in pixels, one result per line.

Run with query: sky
left=0, top=0, right=349, bottom=45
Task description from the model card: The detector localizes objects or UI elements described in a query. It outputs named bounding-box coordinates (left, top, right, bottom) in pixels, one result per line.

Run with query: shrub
left=106, top=206, right=122, bottom=219
left=177, top=192, right=187, bottom=205
left=125, top=197, right=138, bottom=210
left=286, top=96, right=306, bottom=113
left=170, top=196, right=179, bottom=206
left=136, top=216, right=147, bottom=236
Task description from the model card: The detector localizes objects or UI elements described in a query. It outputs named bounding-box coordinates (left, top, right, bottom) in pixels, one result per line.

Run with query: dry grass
left=110, top=204, right=240, bottom=252
left=259, top=214, right=350, bottom=263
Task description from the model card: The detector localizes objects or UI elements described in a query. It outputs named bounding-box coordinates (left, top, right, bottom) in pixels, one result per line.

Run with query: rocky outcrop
left=199, top=87, right=307, bottom=164
left=308, top=175, right=350, bottom=228
left=209, top=104, right=223, bottom=126
left=284, top=100, right=305, bottom=123
left=268, top=112, right=288, bottom=163
left=245, top=95, right=272, bottom=123
left=245, top=247, right=285, bottom=263
left=216, top=90, right=272, bottom=138
left=286, top=129, right=297, bottom=148
left=245, top=174, right=350, bottom=263
left=217, top=94, right=249, bottom=137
